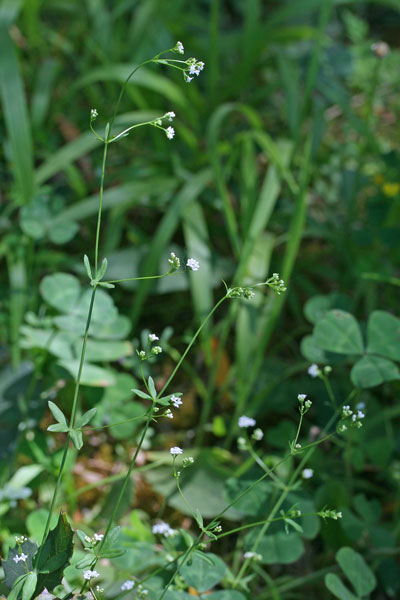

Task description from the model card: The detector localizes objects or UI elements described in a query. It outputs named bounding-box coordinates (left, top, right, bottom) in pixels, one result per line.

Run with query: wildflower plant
left=1, top=37, right=380, bottom=600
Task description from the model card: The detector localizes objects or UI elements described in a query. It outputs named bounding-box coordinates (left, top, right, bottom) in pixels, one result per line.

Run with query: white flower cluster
left=13, top=553, right=28, bottom=563
left=15, top=536, right=27, bottom=544
left=174, top=41, right=184, bottom=54
left=90, top=108, right=98, bottom=120
left=298, top=393, right=312, bottom=414
left=84, top=533, right=103, bottom=545
left=168, top=252, right=181, bottom=270
left=302, top=468, right=314, bottom=479
left=244, top=551, right=262, bottom=561
left=121, top=580, right=135, bottom=591
left=184, top=58, right=205, bottom=83
left=171, top=394, right=182, bottom=408
left=152, top=521, right=176, bottom=537
left=238, top=415, right=256, bottom=428
left=170, top=446, right=183, bottom=456
left=268, top=273, right=287, bottom=295
left=83, top=570, right=100, bottom=580
left=339, top=405, right=365, bottom=431
left=186, top=258, right=200, bottom=271
left=308, top=363, right=320, bottom=378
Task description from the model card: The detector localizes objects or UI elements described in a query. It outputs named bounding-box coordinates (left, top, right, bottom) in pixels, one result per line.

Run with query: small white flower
left=238, top=415, right=256, bottom=428
left=244, top=551, right=262, bottom=561
left=171, top=394, right=182, bottom=408
left=308, top=364, right=320, bottom=378
left=252, top=428, right=263, bottom=441
left=302, top=468, right=314, bottom=479
left=138, top=350, right=146, bottom=359
left=121, top=580, right=135, bottom=591
left=90, top=108, right=98, bottom=120
left=295, top=443, right=302, bottom=449
left=298, top=394, right=307, bottom=401
left=84, top=535, right=92, bottom=544
left=149, top=333, right=159, bottom=342
left=357, top=410, right=365, bottom=419
left=83, top=570, right=100, bottom=580
left=186, top=258, right=200, bottom=271
left=175, top=41, right=184, bottom=54
left=13, top=553, right=28, bottom=563
left=170, top=446, right=183, bottom=456
left=165, top=409, right=174, bottom=419
left=152, top=521, right=176, bottom=537
left=94, top=533, right=104, bottom=541
left=166, top=126, right=175, bottom=140
left=164, top=111, right=175, bottom=122
left=185, top=75, right=193, bottom=83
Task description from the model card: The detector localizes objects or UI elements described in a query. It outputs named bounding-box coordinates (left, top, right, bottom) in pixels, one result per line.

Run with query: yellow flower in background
left=382, top=182, right=400, bottom=197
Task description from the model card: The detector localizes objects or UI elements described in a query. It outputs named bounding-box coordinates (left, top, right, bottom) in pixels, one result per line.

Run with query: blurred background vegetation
left=1, top=0, right=400, bottom=598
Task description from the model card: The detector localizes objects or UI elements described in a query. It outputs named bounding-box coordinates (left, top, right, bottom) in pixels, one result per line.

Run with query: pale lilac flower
left=302, top=468, right=314, bottom=479
left=357, top=410, right=365, bottom=419
left=238, top=415, right=256, bottom=428
left=152, top=521, right=176, bottom=537
left=13, top=553, right=28, bottom=563
left=185, top=75, right=193, bottom=83
left=149, top=333, right=159, bottom=342
left=121, top=580, right=135, bottom=591
left=166, top=126, right=175, bottom=140
left=308, top=364, right=320, bottom=378
left=170, top=446, right=183, bottom=456
left=298, top=394, right=307, bottom=401
left=83, top=570, right=99, bottom=580
left=186, top=258, right=200, bottom=271
left=171, top=395, right=182, bottom=408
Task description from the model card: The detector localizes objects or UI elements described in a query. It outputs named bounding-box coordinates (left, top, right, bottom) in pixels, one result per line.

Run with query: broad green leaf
left=325, top=573, right=359, bottom=600
left=245, top=531, right=304, bottom=565
left=20, top=326, right=75, bottom=360
left=34, top=513, right=73, bottom=593
left=181, top=553, right=227, bottom=593
left=99, top=526, right=125, bottom=559
left=22, top=572, right=37, bottom=600
left=53, top=313, right=131, bottom=339
left=3, top=541, right=38, bottom=588
left=73, top=338, right=133, bottom=362
left=367, top=311, right=400, bottom=361
left=27, top=510, right=57, bottom=543
left=58, top=359, right=116, bottom=387
left=224, top=477, right=271, bottom=517
left=304, top=293, right=350, bottom=325
left=48, top=401, right=68, bottom=426
left=49, top=220, right=79, bottom=245
left=74, top=287, right=117, bottom=324
left=314, top=310, right=364, bottom=355
left=40, top=273, right=81, bottom=313
left=336, top=547, right=377, bottom=597
left=350, top=355, right=400, bottom=389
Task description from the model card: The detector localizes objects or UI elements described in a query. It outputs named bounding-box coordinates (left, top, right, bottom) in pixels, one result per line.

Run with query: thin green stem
left=94, top=143, right=108, bottom=278
left=37, top=286, right=98, bottom=565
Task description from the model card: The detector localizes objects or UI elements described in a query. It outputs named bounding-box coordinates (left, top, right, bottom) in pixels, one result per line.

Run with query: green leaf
left=40, top=273, right=81, bottom=313
left=98, top=526, right=125, bottom=559
left=75, top=407, right=97, bottom=428
left=181, top=552, right=227, bottom=593
left=0, top=21, right=34, bottom=204
left=4, top=541, right=38, bottom=588
left=70, top=429, right=83, bottom=450
left=49, top=220, right=79, bottom=245
left=22, top=572, right=37, bottom=600
left=48, top=401, right=68, bottom=426
left=97, top=257, right=108, bottom=280
left=27, top=510, right=58, bottom=543
left=7, top=465, right=44, bottom=489
left=7, top=576, right=26, bottom=600
left=314, top=310, right=364, bottom=355
left=84, top=255, right=92, bottom=280
left=34, top=513, right=73, bottom=593
left=336, top=547, right=377, bottom=597
left=148, top=376, right=156, bottom=399
left=366, top=311, right=400, bottom=361
left=58, top=359, right=116, bottom=387
left=73, top=338, right=133, bottom=362
left=131, top=388, right=152, bottom=400
left=74, top=287, right=117, bottom=323
left=350, top=355, right=400, bottom=389
left=207, top=593, right=246, bottom=600
left=325, top=573, right=359, bottom=600
left=245, top=531, right=304, bottom=565
left=47, top=423, right=69, bottom=433
left=304, top=293, right=350, bottom=325
left=194, top=509, right=203, bottom=528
